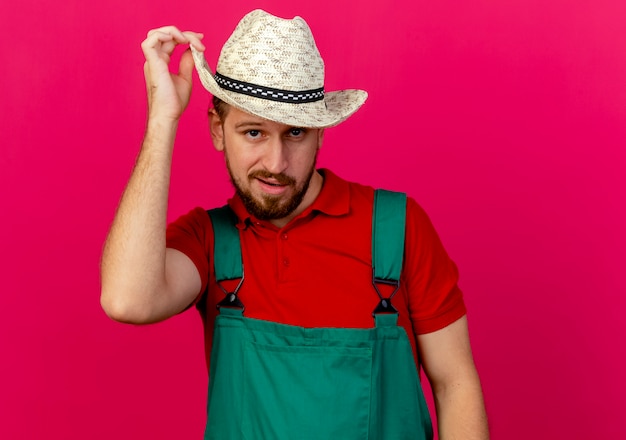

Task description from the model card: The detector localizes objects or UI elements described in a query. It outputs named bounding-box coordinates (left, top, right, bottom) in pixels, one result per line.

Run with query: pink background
left=1, top=0, right=625, bottom=438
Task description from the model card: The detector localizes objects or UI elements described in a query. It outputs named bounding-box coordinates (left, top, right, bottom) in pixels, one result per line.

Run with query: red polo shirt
left=166, top=169, right=466, bottom=368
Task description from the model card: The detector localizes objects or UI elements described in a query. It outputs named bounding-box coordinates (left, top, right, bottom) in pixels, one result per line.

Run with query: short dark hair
left=212, top=96, right=230, bottom=121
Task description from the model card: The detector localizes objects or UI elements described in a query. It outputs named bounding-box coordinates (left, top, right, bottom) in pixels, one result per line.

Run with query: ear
left=208, top=108, right=225, bottom=152
left=317, top=128, right=325, bottom=149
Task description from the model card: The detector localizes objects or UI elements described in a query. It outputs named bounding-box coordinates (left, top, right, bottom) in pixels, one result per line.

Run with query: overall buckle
left=372, top=272, right=400, bottom=316
left=216, top=269, right=245, bottom=311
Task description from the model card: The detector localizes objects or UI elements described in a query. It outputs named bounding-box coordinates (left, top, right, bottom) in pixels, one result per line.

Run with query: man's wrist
left=145, top=115, right=179, bottom=135
left=143, top=116, right=179, bottom=152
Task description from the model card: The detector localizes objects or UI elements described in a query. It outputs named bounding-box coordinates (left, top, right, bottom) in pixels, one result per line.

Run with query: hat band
left=215, top=72, right=324, bottom=103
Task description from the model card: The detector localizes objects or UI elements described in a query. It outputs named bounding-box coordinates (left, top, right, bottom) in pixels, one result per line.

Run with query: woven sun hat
left=190, top=9, right=368, bottom=128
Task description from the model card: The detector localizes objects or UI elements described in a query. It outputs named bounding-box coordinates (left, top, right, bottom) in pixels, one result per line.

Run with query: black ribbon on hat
left=214, top=72, right=324, bottom=103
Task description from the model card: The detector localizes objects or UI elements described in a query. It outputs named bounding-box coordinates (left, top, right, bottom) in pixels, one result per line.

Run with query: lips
left=249, top=171, right=296, bottom=187
left=255, top=178, right=291, bottom=196
left=257, top=177, right=287, bottom=187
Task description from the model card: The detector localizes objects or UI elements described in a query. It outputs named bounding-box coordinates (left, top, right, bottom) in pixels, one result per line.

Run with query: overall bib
left=204, top=190, right=433, bottom=440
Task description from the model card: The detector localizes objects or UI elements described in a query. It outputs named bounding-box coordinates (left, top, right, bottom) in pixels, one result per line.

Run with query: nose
left=261, top=136, right=288, bottom=174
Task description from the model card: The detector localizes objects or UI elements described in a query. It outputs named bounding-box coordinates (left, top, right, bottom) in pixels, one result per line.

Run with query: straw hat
left=191, top=9, right=368, bottom=128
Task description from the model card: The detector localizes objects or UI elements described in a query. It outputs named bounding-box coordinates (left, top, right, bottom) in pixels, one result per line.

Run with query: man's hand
left=141, top=26, right=205, bottom=122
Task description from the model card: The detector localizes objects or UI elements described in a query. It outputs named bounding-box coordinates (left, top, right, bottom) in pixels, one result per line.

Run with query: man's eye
left=289, top=128, right=305, bottom=137
left=246, top=130, right=261, bottom=138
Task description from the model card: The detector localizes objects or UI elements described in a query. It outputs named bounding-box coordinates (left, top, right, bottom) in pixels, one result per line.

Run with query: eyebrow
left=233, top=121, right=307, bottom=133
left=234, top=121, right=265, bottom=130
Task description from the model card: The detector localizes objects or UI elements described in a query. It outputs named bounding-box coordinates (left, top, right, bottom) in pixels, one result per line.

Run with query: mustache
left=248, top=170, right=296, bottom=186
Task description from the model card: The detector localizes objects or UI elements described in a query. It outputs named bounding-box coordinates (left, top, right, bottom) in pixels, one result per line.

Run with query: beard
left=225, top=150, right=317, bottom=221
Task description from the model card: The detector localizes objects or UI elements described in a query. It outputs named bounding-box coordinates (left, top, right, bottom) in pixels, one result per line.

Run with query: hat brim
left=191, top=47, right=367, bottom=128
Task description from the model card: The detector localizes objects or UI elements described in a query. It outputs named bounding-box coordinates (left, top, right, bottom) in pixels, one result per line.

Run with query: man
left=101, top=9, right=489, bottom=439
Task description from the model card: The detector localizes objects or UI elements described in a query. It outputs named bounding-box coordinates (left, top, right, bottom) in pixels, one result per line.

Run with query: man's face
left=210, top=105, right=325, bottom=226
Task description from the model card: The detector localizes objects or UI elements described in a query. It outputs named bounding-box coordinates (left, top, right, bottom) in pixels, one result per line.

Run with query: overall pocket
left=242, top=341, right=373, bottom=440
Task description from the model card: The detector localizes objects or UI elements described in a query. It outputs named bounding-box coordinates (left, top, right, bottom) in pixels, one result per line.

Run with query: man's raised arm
left=100, top=27, right=205, bottom=324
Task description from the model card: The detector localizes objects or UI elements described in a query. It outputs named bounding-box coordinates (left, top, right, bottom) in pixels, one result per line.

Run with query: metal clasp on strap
left=216, top=268, right=245, bottom=311
left=372, top=270, right=400, bottom=316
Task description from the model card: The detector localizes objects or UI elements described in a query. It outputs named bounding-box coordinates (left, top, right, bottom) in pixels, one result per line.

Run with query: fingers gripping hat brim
left=190, top=10, right=367, bottom=128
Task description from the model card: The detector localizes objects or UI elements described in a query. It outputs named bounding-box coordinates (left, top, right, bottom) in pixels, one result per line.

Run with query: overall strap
left=372, top=189, right=407, bottom=316
left=207, top=206, right=245, bottom=310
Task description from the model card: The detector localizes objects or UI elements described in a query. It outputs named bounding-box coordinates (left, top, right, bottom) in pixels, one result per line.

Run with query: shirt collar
left=227, top=168, right=350, bottom=228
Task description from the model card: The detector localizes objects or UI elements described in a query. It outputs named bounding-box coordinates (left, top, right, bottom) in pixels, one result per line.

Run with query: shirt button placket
left=282, top=233, right=289, bottom=267
left=278, top=232, right=290, bottom=280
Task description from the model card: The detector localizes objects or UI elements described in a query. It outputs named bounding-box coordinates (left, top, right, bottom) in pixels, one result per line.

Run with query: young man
left=101, top=9, right=488, bottom=439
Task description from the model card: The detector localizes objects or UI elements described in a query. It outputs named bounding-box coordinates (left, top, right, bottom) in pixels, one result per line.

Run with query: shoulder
left=167, top=207, right=213, bottom=235
left=166, top=206, right=217, bottom=255
left=405, top=196, right=437, bottom=229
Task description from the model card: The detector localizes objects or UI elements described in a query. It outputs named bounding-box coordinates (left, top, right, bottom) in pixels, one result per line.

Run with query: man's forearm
left=434, top=378, right=489, bottom=440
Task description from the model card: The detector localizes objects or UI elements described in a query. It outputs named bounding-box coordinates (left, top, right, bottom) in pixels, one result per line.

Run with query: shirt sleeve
left=403, top=198, right=467, bottom=334
left=166, top=207, right=213, bottom=297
